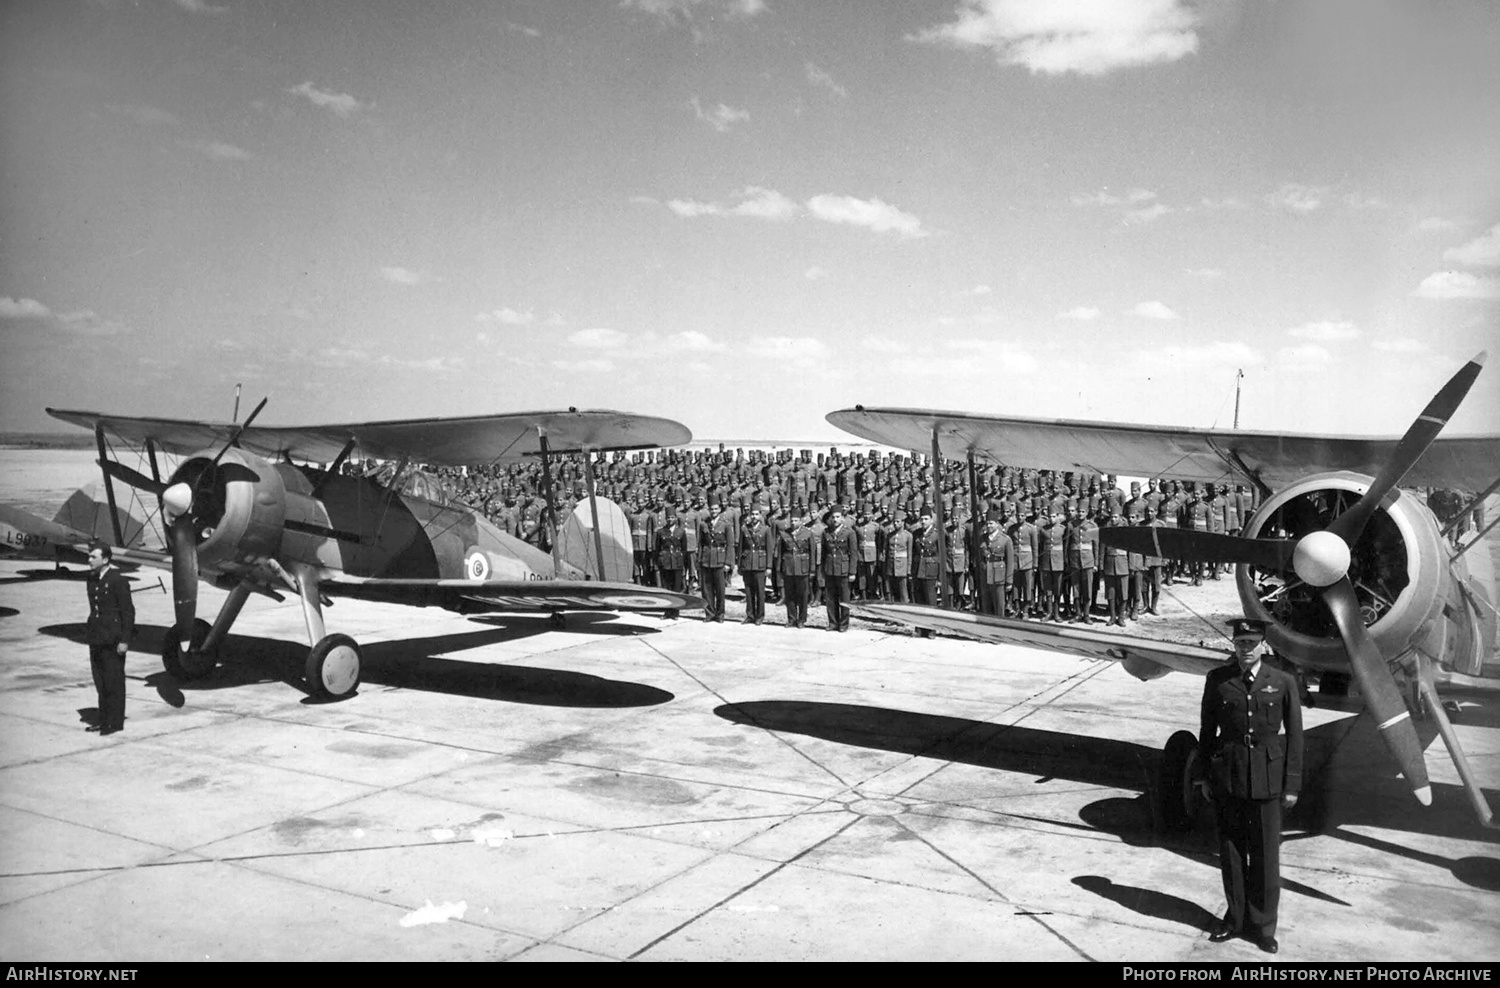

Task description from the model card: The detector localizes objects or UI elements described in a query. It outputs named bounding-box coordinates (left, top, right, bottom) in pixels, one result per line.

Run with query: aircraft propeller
left=1101, top=351, right=1487, bottom=806
left=157, top=397, right=268, bottom=655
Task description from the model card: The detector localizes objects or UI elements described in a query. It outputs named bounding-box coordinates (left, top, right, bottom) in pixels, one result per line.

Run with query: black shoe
left=1257, top=936, right=1278, bottom=954
left=85, top=725, right=101, bottom=732
left=1209, top=921, right=1236, bottom=943
left=99, top=726, right=121, bottom=736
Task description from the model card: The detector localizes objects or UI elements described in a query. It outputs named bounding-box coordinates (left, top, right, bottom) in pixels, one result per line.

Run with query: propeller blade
left=1329, top=351, right=1486, bottom=545
left=211, top=396, right=268, bottom=467
left=98, top=460, right=167, bottom=496
left=1322, top=577, right=1431, bottom=805
left=166, top=515, right=198, bottom=649
left=1098, top=527, right=1297, bottom=570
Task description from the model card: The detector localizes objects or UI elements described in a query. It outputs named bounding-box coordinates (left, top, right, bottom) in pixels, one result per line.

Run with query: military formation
left=438, top=446, right=1258, bottom=630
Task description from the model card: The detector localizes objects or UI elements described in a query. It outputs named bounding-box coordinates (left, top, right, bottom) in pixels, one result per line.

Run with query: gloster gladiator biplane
left=0, top=404, right=702, bottom=700
left=828, top=352, right=1500, bottom=829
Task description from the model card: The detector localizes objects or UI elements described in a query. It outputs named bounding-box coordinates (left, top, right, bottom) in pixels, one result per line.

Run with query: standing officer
left=654, top=510, right=688, bottom=593
left=822, top=507, right=858, bottom=631
left=1008, top=508, right=1038, bottom=618
left=856, top=511, right=882, bottom=600
left=883, top=512, right=913, bottom=603
left=1064, top=505, right=1098, bottom=624
left=628, top=500, right=655, bottom=586
left=912, top=507, right=942, bottom=637
left=681, top=495, right=705, bottom=593
left=976, top=510, right=1014, bottom=617
left=1037, top=509, right=1067, bottom=622
left=85, top=544, right=134, bottom=735
left=739, top=506, right=775, bottom=625
left=1100, top=512, right=1132, bottom=626
left=698, top=500, right=733, bottom=622
left=780, top=509, right=819, bottom=628
left=1199, top=618, right=1303, bottom=955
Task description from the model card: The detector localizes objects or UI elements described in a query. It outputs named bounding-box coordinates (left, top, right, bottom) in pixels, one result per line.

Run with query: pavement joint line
left=889, top=813, right=1097, bottom=961
left=625, top=813, right=865, bottom=960
left=637, top=635, right=854, bottom=789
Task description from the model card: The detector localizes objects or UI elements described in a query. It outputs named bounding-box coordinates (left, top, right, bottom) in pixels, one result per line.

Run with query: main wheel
left=162, top=618, right=217, bottom=680
left=548, top=611, right=566, bottom=629
left=1318, top=671, right=1351, bottom=697
left=1159, top=730, right=1206, bottom=833
left=305, top=633, right=361, bottom=700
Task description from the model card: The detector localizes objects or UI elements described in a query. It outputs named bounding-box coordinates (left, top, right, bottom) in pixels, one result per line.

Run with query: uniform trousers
left=978, top=581, right=1007, bottom=617
left=1214, top=794, right=1283, bottom=939
left=913, top=577, right=939, bottom=637
left=699, top=565, right=726, bottom=621
left=783, top=575, right=810, bottom=627
left=886, top=575, right=908, bottom=603
left=825, top=575, right=851, bottom=631
left=659, top=567, right=684, bottom=593
left=742, top=569, right=767, bottom=623
left=90, top=645, right=126, bottom=730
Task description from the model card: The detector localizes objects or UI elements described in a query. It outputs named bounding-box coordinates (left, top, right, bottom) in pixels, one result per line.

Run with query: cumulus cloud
left=378, top=267, right=431, bottom=286
left=1124, top=202, right=1170, bottom=224
left=1132, top=300, right=1179, bottom=320
left=1135, top=341, right=1262, bottom=368
left=169, top=0, right=228, bottom=13
left=1058, top=306, right=1100, bottom=321
left=744, top=336, right=829, bottom=362
left=690, top=97, right=750, bottom=133
left=181, top=139, right=251, bottom=161
left=806, top=194, right=927, bottom=237
left=1278, top=344, right=1333, bottom=367
left=913, top=0, right=1200, bottom=76
left=666, top=330, right=727, bottom=352
left=666, top=186, right=798, bottom=221
left=287, top=81, right=365, bottom=118
left=1411, top=271, right=1500, bottom=300
left=806, top=62, right=848, bottom=98
left=476, top=307, right=535, bottom=326
left=1287, top=319, right=1358, bottom=342
left=1073, top=188, right=1156, bottom=208
left=1444, top=224, right=1500, bottom=267
left=1199, top=196, right=1249, bottom=210
left=621, top=0, right=765, bottom=27
left=569, top=327, right=630, bottom=349
left=54, top=309, right=131, bottom=337
left=1263, top=183, right=1326, bottom=214
left=0, top=296, right=52, bottom=320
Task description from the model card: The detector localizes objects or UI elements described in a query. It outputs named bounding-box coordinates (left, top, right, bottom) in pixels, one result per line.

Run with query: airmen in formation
left=438, top=446, right=1256, bottom=631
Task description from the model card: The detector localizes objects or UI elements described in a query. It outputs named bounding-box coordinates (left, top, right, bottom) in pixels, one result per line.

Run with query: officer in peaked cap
left=1197, top=616, right=1303, bottom=955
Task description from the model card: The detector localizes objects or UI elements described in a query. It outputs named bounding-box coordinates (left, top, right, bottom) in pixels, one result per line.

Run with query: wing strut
left=1415, top=670, right=1497, bottom=828
left=537, top=427, right=561, bottom=573
left=931, top=424, right=948, bottom=609
left=582, top=447, right=607, bottom=580
left=93, top=422, right=124, bottom=546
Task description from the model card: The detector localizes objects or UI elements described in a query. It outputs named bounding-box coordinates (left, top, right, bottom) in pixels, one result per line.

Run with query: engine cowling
left=1236, top=471, right=1450, bottom=673
left=165, top=447, right=286, bottom=574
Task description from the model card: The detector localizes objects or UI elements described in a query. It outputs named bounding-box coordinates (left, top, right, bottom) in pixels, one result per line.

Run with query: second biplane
left=1, top=405, right=702, bottom=700
left=829, top=352, right=1500, bottom=829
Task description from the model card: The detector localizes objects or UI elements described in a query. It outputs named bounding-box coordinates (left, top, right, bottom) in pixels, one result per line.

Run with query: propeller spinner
left=1103, top=351, right=1487, bottom=805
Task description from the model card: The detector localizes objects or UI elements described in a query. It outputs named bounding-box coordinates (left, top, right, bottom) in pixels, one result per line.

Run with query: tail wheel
left=306, top=633, right=361, bottom=700
left=162, top=618, right=217, bottom=680
left=1159, top=730, right=1206, bottom=833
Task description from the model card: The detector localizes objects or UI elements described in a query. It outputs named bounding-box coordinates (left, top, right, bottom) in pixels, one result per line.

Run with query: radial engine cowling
left=165, top=447, right=286, bottom=574
left=1235, top=471, right=1449, bottom=674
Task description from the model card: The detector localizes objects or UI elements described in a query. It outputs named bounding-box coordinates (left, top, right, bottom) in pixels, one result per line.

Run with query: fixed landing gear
left=548, top=611, right=566, bottom=630
left=1318, top=671, right=1351, bottom=697
left=162, top=618, right=217, bottom=680
left=1159, top=730, right=1208, bottom=833
left=305, top=633, right=362, bottom=700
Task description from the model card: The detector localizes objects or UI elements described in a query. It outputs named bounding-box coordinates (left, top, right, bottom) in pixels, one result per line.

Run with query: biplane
left=828, top=352, right=1500, bottom=829
left=0, top=405, right=702, bottom=700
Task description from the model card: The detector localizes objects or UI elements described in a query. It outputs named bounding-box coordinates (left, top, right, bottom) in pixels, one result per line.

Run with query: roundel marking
left=589, top=593, right=673, bottom=608
left=465, top=550, right=490, bottom=581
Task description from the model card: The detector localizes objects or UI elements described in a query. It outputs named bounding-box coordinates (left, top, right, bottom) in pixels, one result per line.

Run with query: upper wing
left=48, top=408, right=693, bottom=466
left=826, top=407, right=1500, bottom=491
left=323, top=575, right=702, bottom=614
left=851, top=602, right=1227, bottom=679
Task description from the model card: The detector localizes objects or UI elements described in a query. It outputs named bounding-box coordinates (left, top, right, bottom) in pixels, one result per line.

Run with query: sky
left=2, top=0, right=1498, bottom=447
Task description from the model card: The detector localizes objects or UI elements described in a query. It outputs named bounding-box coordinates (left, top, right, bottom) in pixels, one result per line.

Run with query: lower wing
left=324, top=574, right=703, bottom=614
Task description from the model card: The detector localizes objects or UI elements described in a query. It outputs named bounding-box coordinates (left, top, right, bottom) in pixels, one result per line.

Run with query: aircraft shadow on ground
left=714, top=699, right=1500, bottom=890
left=38, top=620, right=674, bottom=709
left=0, top=566, right=92, bottom=586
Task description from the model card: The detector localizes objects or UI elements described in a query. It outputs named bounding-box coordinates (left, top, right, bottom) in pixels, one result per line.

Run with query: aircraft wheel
left=663, top=609, right=679, bottom=620
left=162, top=619, right=217, bottom=680
left=548, top=612, right=566, bottom=630
left=1319, top=671, right=1351, bottom=697
left=1443, top=699, right=1461, bottom=720
left=305, top=634, right=361, bottom=700
left=1159, top=730, right=1206, bottom=833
